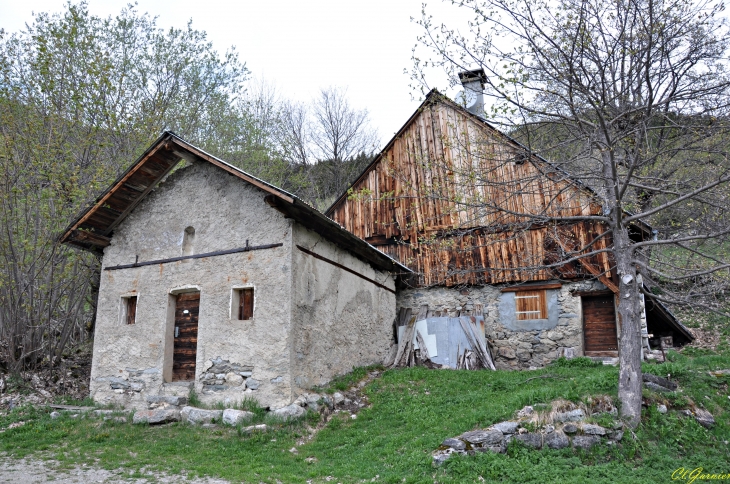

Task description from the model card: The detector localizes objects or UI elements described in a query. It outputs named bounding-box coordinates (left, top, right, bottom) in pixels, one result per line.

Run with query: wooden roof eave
left=264, top=194, right=412, bottom=276
left=59, top=132, right=297, bottom=252
left=60, top=132, right=178, bottom=250
left=59, top=132, right=411, bottom=281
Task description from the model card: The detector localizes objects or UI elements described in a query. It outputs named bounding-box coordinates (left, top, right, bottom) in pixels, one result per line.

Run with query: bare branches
left=311, top=86, right=379, bottom=164
left=411, top=0, right=730, bottom=426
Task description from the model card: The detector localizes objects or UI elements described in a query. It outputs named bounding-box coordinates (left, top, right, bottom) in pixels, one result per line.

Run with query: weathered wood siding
left=328, top=97, right=614, bottom=287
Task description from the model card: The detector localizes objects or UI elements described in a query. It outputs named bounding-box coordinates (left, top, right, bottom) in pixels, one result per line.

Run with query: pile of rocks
left=130, top=390, right=345, bottom=428
left=47, top=406, right=126, bottom=423
left=272, top=386, right=371, bottom=420
left=433, top=401, right=624, bottom=465
left=641, top=373, right=716, bottom=428
left=131, top=394, right=260, bottom=428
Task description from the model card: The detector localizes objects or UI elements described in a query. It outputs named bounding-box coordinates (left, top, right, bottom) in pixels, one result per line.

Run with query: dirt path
left=0, top=454, right=231, bottom=483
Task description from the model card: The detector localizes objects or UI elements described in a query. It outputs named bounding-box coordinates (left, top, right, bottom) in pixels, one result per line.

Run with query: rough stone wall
left=91, top=160, right=294, bottom=410
left=290, top=224, right=396, bottom=391
left=397, top=280, right=607, bottom=369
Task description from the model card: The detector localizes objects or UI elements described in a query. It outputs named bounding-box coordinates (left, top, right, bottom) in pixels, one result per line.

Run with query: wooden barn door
left=172, top=292, right=199, bottom=381
left=582, top=294, right=618, bottom=356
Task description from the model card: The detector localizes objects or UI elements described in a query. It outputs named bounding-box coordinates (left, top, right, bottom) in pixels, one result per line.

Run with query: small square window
left=122, top=296, right=138, bottom=325
left=514, top=290, right=547, bottom=320
left=232, top=288, right=254, bottom=321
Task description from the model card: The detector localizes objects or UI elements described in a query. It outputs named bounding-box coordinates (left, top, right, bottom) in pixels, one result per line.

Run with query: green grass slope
left=1, top=351, right=728, bottom=483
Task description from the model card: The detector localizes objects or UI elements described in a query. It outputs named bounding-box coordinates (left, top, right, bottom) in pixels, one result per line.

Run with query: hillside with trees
left=0, top=2, right=377, bottom=373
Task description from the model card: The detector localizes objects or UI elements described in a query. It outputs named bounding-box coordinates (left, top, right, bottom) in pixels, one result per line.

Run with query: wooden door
left=173, top=292, right=199, bottom=381
left=582, top=294, right=618, bottom=356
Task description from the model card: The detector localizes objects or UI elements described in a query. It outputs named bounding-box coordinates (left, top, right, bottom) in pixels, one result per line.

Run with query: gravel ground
left=0, top=454, right=231, bottom=483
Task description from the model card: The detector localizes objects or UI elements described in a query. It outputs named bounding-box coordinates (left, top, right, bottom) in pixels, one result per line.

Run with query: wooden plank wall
left=329, top=99, right=615, bottom=287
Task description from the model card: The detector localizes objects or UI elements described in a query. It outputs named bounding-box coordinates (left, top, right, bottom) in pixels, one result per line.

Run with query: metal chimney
left=458, top=68, right=487, bottom=116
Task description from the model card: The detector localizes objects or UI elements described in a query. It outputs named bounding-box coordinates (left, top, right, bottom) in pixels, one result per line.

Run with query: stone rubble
left=241, top=424, right=267, bottom=433
left=544, top=430, right=570, bottom=449
left=30, top=369, right=382, bottom=447
left=642, top=373, right=678, bottom=392
left=132, top=408, right=181, bottom=425
left=434, top=388, right=718, bottom=466
left=689, top=408, right=716, bottom=428
left=271, top=404, right=305, bottom=419
left=554, top=409, right=586, bottom=422
left=433, top=401, right=622, bottom=465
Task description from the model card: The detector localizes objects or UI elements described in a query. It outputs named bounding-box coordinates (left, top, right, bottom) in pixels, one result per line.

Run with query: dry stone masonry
left=199, top=358, right=255, bottom=393
left=433, top=398, right=624, bottom=465
left=398, top=280, right=606, bottom=369
left=434, top=375, right=717, bottom=465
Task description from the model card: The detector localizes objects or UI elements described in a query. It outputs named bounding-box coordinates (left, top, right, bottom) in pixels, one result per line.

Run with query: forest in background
left=0, top=2, right=378, bottom=372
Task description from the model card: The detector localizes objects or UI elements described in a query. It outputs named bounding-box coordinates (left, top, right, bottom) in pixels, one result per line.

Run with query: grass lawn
left=1, top=351, right=729, bottom=483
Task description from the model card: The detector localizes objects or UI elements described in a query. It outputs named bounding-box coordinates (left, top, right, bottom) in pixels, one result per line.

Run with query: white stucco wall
left=289, top=224, right=397, bottom=391
left=91, top=160, right=294, bottom=409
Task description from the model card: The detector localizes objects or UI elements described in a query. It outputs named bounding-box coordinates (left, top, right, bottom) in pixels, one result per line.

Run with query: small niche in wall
left=182, top=226, right=195, bottom=256
left=121, top=295, right=138, bottom=325
left=231, top=287, right=254, bottom=321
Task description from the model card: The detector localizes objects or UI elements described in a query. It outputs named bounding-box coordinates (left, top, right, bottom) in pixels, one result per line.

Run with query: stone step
left=160, top=381, right=194, bottom=397
left=146, top=395, right=188, bottom=407
left=589, top=357, right=619, bottom=366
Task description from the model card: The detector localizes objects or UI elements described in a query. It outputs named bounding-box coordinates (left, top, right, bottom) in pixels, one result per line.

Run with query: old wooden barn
left=327, top=71, right=692, bottom=368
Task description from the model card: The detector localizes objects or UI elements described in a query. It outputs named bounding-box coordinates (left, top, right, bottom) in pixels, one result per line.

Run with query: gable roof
left=327, top=89, right=651, bottom=236
left=60, top=131, right=411, bottom=276
left=324, top=89, right=690, bottom=341
left=326, top=90, right=616, bottom=287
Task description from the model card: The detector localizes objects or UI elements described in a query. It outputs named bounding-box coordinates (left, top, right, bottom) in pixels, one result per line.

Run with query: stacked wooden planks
left=327, top=95, right=615, bottom=288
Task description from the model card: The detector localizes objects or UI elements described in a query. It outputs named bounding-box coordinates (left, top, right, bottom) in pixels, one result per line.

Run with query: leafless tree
left=413, top=0, right=730, bottom=427
left=311, top=87, right=379, bottom=162
left=274, top=86, right=379, bottom=208
left=311, top=87, right=380, bottom=199
left=278, top=100, right=311, bottom=166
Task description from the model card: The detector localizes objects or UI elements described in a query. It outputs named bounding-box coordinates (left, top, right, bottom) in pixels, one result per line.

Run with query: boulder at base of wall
left=271, top=404, right=305, bottom=419
left=181, top=406, right=223, bottom=424
left=222, top=409, right=254, bottom=426
left=132, top=408, right=181, bottom=425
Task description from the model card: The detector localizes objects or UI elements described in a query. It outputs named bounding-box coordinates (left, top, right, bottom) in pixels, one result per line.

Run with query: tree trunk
left=614, top=225, right=643, bottom=428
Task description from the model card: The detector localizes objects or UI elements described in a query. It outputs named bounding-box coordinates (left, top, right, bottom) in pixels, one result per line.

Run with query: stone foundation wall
left=397, top=280, right=607, bottom=369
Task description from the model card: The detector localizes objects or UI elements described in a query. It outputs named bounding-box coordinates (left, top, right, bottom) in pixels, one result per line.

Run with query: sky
left=0, top=0, right=472, bottom=144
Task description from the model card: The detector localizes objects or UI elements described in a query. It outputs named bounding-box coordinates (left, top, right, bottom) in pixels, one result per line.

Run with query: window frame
left=514, top=289, right=548, bottom=320
left=120, top=294, right=139, bottom=325
left=230, top=286, right=255, bottom=321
